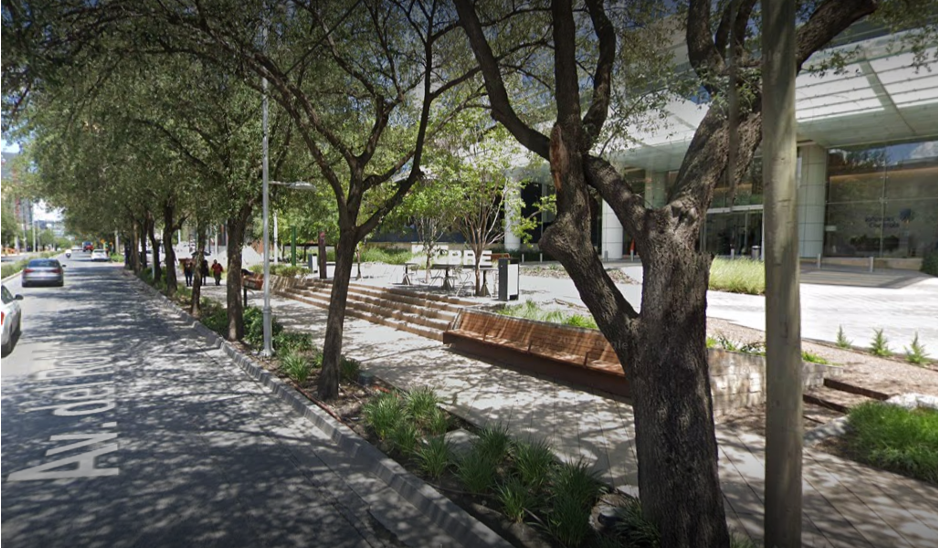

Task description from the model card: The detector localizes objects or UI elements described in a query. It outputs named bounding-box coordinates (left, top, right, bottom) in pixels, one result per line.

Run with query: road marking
left=7, top=443, right=119, bottom=481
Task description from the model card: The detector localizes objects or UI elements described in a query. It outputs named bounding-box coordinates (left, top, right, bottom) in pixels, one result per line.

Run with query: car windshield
left=1, top=286, right=12, bottom=304
left=28, top=259, right=59, bottom=267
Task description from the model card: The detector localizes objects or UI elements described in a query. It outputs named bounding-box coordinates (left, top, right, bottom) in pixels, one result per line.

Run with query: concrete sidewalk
left=200, top=280, right=938, bottom=547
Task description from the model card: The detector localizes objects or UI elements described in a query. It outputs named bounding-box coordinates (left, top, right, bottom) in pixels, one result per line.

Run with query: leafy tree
left=451, top=0, right=931, bottom=545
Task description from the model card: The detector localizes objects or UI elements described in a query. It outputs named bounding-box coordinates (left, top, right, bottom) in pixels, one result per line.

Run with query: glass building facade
left=824, top=140, right=938, bottom=258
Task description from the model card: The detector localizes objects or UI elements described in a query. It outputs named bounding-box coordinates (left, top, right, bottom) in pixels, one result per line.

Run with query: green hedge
left=922, top=251, right=938, bottom=277
left=709, top=258, right=765, bottom=295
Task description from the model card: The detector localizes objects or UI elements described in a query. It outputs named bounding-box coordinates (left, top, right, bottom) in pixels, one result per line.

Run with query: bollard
left=817, top=253, right=822, bottom=269
left=730, top=248, right=736, bottom=260
left=869, top=256, right=874, bottom=272
left=630, top=249, right=634, bottom=262
left=539, top=253, right=543, bottom=263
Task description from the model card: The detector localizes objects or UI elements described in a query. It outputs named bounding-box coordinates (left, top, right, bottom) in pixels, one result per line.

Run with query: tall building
left=515, top=26, right=938, bottom=268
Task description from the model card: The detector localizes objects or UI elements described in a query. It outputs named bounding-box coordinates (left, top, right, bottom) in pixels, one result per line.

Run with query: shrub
left=498, top=477, right=536, bottom=523
left=476, top=422, right=512, bottom=463
left=242, top=306, right=284, bottom=349
left=416, top=436, right=452, bottom=480
left=199, top=301, right=229, bottom=335
left=905, top=333, right=930, bottom=365
left=564, top=314, right=597, bottom=329
left=274, top=331, right=315, bottom=355
left=512, top=438, right=555, bottom=492
left=281, top=353, right=311, bottom=383
left=339, top=356, right=361, bottom=383
left=846, top=402, right=938, bottom=484
left=271, top=264, right=310, bottom=277
left=362, top=391, right=404, bottom=440
left=612, top=499, right=660, bottom=548
left=456, top=446, right=499, bottom=495
left=549, top=459, right=603, bottom=510
left=836, top=325, right=852, bottom=349
left=709, top=257, right=765, bottom=295
left=427, top=407, right=450, bottom=436
left=801, top=350, right=829, bottom=365
left=921, top=251, right=938, bottom=277
left=870, top=329, right=891, bottom=357
left=404, top=386, right=442, bottom=428
left=545, top=492, right=594, bottom=547
left=389, top=422, right=420, bottom=457
left=359, top=246, right=414, bottom=265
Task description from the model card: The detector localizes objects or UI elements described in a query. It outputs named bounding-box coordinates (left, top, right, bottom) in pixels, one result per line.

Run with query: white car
left=1, top=285, right=24, bottom=357
left=91, top=249, right=109, bottom=262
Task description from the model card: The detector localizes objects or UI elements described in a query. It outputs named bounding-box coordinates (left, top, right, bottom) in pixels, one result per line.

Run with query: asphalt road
left=1, top=256, right=443, bottom=548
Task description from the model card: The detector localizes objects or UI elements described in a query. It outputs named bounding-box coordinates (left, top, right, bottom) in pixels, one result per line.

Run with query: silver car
left=21, top=258, right=65, bottom=287
left=2, top=285, right=24, bottom=356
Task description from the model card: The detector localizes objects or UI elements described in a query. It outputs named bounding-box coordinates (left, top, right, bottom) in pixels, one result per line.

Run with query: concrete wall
left=707, top=348, right=840, bottom=415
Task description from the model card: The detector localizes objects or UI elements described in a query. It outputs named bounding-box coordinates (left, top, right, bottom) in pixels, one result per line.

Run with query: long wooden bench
left=443, top=309, right=629, bottom=398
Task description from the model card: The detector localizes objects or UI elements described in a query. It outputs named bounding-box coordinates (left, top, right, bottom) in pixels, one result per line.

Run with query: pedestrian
left=211, top=259, right=224, bottom=286
left=183, top=259, right=193, bottom=287
left=200, top=258, right=209, bottom=283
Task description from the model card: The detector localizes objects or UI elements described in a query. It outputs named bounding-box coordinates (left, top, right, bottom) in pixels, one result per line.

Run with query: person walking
left=200, top=258, right=209, bottom=284
left=211, top=259, right=224, bottom=286
left=183, top=259, right=193, bottom=287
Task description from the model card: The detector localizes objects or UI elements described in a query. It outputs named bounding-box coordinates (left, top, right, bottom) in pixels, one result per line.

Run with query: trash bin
left=498, top=258, right=520, bottom=301
left=308, top=253, right=318, bottom=273
left=751, top=246, right=761, bottom=260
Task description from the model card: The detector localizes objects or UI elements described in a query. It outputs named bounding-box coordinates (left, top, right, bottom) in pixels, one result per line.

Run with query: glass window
left=824, top=201, right=885, bottom=256
left=827, top=146, right=886, bottom=204
left=880, top=199, right=938, bottom=258
left=1, top=286, right=12, bottom=304
left=884, top=140, right=938, bottom=201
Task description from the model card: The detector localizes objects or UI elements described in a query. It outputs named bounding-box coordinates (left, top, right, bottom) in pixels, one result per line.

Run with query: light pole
left=261, top=24, right=273, bottom=357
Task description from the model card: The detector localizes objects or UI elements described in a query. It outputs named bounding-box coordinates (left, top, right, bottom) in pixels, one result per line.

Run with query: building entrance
left=704, top=209, right=763, bottom=257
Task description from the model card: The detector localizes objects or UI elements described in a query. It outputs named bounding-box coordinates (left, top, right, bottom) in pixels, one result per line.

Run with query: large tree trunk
left=630, top=235, right=727, bottom=546
left=131, top=220, right=142, bottom=274
left=225, top=205, right=251, bottom=341
left=317, top=229, right=357, bottom=400
left=190, top=225, right=207, bottom=318
left=162, top=201, right=178, bottom=297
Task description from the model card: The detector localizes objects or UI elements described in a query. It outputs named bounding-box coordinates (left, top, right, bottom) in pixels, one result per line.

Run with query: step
left=288, top=286, right=454, bottom=328
left=288, top=282, right=466, bottom=323
left=304, top=279, right=475, bottom=312
left=803, top=386, right=878, bottom=414
left=275, top=288, right=448, bottom=341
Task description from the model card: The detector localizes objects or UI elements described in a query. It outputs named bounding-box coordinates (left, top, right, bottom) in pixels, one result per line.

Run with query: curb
left=126, top=271, right=510, bottom=548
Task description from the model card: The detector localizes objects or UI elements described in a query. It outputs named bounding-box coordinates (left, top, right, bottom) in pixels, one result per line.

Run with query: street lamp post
left=261, top=24, right=273, bottom=357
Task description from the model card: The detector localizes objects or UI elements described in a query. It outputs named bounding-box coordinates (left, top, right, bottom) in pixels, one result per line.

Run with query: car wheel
left=57, top=281, right=64, bottom=287
left=1, top=340, right=10, bottom=357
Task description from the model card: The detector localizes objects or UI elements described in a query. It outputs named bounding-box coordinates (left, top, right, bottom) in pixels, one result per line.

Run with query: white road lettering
left=24, top=400, right=116, bottom=416
left=6, top=444, right=119, bottom=481
left=45, top=432, right=119, bottom=456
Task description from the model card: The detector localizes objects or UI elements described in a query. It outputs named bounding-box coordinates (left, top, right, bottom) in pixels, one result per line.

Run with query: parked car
left=1, top=285, right=24, bottom=356
left=21, top=258, right=65, bottom=287
left=91, top=249, right=109, bottom=262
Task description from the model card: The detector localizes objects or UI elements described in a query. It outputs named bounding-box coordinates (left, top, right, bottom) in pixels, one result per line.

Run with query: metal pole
left=291, top=227, right=297, bottom=266
left=261, top=23, right=273, bottom=357
left=763, top=1, right=803, bottom=546
left=273, top=211, right=279, bottom=264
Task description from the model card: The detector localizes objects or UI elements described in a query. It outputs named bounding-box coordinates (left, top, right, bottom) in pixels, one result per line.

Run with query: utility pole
left=763, top=1, right=803, bottom=546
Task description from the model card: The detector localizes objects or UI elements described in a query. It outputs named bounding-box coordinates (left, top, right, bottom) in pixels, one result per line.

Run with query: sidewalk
left=200, top=279, right=938, bottom=547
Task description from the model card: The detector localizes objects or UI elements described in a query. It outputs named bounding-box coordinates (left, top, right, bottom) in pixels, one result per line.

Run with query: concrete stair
left=276, top=280, right=476, bottom=341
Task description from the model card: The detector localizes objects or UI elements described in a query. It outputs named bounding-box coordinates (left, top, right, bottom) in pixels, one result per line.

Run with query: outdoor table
left=479, top=266, right=496, bottom=297
left=402, top=262, right=419, bottom=285
left=430, top=263, right=456, bottom=290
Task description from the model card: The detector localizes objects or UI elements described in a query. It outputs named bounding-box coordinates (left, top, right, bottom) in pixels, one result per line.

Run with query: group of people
left=182, top=257, right=224, bottom=287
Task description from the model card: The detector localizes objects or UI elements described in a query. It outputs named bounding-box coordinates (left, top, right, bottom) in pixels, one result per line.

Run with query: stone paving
left=200, top=267, right=938, bottom=547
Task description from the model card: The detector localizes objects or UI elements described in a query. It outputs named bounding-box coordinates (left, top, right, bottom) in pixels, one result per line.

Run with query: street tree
left=133, top=0, right=494, bottom=399
left=451, top=0, right=926, bottom=545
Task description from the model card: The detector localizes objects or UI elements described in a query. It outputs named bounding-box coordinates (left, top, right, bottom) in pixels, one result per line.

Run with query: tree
left=453, top=0, right=898, bottom=545
left=394, top=175, right=461, bottom=282
left=130, top=0, right=492, bottom=400
left=432, top=118, right=553, bottom=295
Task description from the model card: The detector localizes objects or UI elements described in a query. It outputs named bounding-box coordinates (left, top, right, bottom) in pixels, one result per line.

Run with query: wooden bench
left=443, top=309, right=629, bottom=398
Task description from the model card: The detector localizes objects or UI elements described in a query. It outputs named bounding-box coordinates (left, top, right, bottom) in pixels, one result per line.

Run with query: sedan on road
left=1, top=284, right=23, bottom=356
left=91, top=248, right=109, bottom=262
left=21, top=258, right=65, bottom=287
